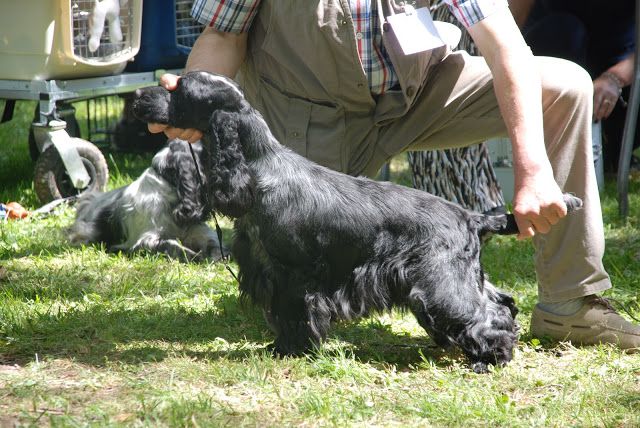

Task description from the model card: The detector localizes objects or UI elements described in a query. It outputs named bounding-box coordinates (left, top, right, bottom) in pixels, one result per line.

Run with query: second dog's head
left=132, top=71, right=256, bottom=219
left=132, top=71, right=248, bottom=131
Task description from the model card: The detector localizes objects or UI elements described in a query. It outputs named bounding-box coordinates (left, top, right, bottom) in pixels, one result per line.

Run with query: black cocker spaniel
left=132, top=71, right=582, bottom=373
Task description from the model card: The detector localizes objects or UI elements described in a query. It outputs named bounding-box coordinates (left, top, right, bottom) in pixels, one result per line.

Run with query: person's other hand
left=593, top=74, right=621, bottom=122
left=512, top=167, right=567, bottom=240
left=147, top=73, right=203, bottom=143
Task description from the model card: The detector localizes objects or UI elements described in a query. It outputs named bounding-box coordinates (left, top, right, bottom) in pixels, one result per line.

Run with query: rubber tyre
left=33, top=138, right=109, bottom=203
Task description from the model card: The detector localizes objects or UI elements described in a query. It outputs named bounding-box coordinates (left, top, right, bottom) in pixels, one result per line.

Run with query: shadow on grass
left=2, top=294, right=268, bottom=366
left=2, top=290, right=458, bottom=370
left=332, top=321, right=453, bottom=369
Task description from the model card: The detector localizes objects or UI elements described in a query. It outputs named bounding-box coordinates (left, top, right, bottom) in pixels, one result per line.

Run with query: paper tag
left=386, top=7, right=445, bottom=55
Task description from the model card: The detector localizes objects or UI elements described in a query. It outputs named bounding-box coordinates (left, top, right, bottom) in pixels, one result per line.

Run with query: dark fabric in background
left=522, top=0, right=636, bottom=172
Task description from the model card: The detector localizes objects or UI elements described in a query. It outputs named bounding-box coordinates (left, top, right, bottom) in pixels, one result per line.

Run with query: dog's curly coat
left=132, top=71, right=582, bottom=372
left=68, top=138, right=223, bottom=262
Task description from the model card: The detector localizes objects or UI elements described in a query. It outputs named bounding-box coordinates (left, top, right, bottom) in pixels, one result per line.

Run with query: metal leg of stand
left=617, top=0, right=640, bottom=219
left=379, top=162, right=391, bottom=181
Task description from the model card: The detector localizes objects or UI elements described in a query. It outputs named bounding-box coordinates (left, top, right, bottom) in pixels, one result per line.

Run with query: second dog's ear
left=204, top=110, right=255, bottom=218
left=157, top=140, right=208, bottom=225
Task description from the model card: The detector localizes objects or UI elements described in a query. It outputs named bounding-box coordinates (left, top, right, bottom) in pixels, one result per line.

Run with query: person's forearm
left=489, top=43, right=549, bottom=178
left=467, top=8, right=566, bottom=237
left=469, top=9, right=550, bottom=179
left=185, top=27, right=248, bottom=78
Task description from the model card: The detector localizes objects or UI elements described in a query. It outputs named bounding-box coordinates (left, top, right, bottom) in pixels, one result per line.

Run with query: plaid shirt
left=191, top=0, right=508, bottom=94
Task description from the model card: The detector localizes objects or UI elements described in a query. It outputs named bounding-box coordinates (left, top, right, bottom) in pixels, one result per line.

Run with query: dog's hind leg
left=408, top=278, right=517, bottom=373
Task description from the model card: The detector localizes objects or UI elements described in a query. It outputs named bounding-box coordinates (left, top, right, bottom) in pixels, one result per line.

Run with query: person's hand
left=147, top=73, right=203, bottom=143
left=593, top=73, right=622, bottom=122
left=512, top=166, right=567, bottom=240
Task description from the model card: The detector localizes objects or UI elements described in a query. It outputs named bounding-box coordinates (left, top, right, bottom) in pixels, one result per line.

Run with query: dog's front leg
left=267, top=287, right=332, bottom=356
left=181, top=223, right=226, bottom=262
left=121, top=232, right=199, bottom=262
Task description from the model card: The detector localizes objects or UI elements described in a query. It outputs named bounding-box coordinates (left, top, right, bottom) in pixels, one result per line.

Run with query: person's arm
left=467, top=7, right=567, bottom=239
left=593, top=53, right=634, bottom=122
left=185, top=26, right=248, bottom=77
left=148, top=27, right=249, bottom=142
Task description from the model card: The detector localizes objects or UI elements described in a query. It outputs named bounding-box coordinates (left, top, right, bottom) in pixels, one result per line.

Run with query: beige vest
left=240, top=0, right=447, bottom=171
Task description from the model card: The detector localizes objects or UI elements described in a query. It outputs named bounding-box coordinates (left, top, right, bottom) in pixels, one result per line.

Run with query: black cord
left=188, top=141, right=239, bottom=283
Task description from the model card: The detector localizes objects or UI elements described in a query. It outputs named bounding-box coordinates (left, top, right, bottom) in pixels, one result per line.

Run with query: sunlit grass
left=1, top=100, right=639, bottom=426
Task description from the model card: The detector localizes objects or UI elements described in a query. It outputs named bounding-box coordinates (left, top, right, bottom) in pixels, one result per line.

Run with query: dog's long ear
left=172, top=146, right=208, bottom=224
left=204, top=110, right=255, bottom=218
left=152, top=141, right=207, bottom=224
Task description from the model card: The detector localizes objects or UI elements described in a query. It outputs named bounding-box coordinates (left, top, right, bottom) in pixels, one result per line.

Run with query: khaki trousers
left=337, top=51, right=611, bottom=303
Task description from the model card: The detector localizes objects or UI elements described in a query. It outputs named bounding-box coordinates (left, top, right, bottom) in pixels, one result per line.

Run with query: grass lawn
left=1, top=99, right=640, bottom=427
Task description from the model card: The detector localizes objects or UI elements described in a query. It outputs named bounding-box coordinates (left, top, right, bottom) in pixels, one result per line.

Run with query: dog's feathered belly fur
left=131, top=71, right=581, bottom=372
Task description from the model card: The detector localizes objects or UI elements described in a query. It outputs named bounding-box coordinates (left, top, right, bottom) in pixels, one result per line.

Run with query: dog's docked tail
left=482, top=193, right=583, bottom=237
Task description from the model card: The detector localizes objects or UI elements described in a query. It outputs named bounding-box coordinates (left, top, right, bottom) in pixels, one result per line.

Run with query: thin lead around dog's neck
left=188, top=141, right=239, bottom=283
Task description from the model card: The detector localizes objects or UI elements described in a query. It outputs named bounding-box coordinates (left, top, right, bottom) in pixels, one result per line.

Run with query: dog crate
left=0, top=0, right=142, bottom=80
left=126, top=0, right=204, bottom=72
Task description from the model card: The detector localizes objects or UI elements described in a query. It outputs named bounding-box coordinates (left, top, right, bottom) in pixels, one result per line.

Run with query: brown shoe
left=530, top=295, right=640, bottom=351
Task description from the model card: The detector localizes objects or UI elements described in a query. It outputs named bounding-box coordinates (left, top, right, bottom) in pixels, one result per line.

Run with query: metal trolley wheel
left=33, top=138, right=109, bottom=203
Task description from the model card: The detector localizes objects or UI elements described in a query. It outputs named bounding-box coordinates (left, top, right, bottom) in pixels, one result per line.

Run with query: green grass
left=1, top=99, right=640, bottom=426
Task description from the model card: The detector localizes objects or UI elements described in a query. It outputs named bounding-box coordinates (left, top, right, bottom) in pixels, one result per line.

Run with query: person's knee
left=565, top=61, right=592, bottom=104
left=540, top=57, right=593, bottom=108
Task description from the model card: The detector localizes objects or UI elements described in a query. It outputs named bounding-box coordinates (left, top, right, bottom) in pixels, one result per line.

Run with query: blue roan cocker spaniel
left=68, top=138, right=223, bottom=262
left=132, top=71, right=582, bottom=373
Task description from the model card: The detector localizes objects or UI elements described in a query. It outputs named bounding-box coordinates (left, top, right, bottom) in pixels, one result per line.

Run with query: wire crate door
left=64, top=0, right=142, bottom=66
left=175, top=0, right=204, bottom=52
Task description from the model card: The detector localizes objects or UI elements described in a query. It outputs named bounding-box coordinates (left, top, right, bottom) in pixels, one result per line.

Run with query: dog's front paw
left=267, top=342, right=300, bottom=358
left=471, top=361, right=490, bottom=374
left=205, top=242, right=227, bottom=262
left=268, top=338, right=311, bottom=358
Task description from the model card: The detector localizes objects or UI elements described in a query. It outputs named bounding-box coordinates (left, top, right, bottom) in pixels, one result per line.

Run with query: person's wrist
left=601, top=71, right=624, bottom=93
left=600, top=71, right=629, bottom=107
